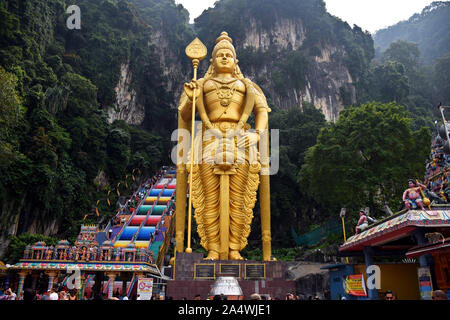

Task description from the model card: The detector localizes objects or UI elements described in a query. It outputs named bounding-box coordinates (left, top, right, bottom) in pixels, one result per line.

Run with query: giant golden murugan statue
left=175, top=32, right=273, bottom=261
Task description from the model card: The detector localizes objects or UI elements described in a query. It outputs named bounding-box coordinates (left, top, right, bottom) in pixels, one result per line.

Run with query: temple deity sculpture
left=175, top=32, right=273, bottom=261
left=355, top=209, right=377, bottom=235
left=403, top=180, right=428, bottom=210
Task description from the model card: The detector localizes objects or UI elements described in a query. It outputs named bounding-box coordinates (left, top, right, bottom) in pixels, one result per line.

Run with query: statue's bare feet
left=229, top=250, right=244, bottom=260
left=205, top=250, right=219, bottom=260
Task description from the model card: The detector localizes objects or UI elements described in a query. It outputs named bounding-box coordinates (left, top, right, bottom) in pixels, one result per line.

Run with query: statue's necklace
left=213, top=79, right=237, bottom=107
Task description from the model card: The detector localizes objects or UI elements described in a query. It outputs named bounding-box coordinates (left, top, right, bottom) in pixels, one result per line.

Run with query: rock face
left=107, top=62, right=145, bottom=125
left=93, top=170, right=109, bottom=190
left=150, top=28, right=187, bottom=104
left=0, top=193, right=60, bottom=259
left=107, top=6, right=363, bottom=126
left=242, top=17, right=306, bottom=51
left=235, top=17, right=356, bottom=121
left=305, top=46, right=356, bottom=122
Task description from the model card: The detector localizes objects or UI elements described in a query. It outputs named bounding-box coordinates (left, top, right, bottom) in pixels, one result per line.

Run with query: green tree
left=433, top=54, right=450, bottom=104
left=0, top=66, right=25, bottom=167
left=373, top=2, right=450, bottom=64
left=251, top=102, right=326, bottom=244
left=107, top=126, right=131, bottom=180
left=3, top=232, right=59, bottom=264
left=381, top=40, right=433, bottom=100
left=299, top=102, right=430, bottom=216
left=383, top=41, right=420, bottom=75
left=371, top=61, right=410, bottom=103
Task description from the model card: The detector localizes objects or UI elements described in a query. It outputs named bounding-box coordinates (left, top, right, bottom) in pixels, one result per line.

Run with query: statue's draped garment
left=176, top=32, right=272, bottom=260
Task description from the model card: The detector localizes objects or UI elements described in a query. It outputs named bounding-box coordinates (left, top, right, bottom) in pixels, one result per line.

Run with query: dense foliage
left=299, top=102, right=430, bottom=216
left=3, top=233, right=59, bottom=264
left=0, top=0, right=187, bottom=247
left=259, top=102, right=326, bottom=244
left=374, top=1, right=450, bottom=65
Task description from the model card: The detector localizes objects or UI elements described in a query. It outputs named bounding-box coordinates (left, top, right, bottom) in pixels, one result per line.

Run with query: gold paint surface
left=175, top=32, right=273, bottom=261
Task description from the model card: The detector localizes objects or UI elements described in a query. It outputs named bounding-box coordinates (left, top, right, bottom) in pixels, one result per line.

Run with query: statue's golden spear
left=184, top=38, right=207, bottom=253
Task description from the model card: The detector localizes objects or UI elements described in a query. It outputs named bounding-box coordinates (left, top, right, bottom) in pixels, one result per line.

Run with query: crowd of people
left=2, top=284, right=447, bottom=300
left=0, top=284, right=147, bottom=301
left=0, top=286, right=79, bottom=301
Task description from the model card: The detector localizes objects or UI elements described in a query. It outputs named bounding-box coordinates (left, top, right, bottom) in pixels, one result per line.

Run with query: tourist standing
left=5, top=288, right=16, bottom=300
left=49, top=289, right=59, bottom=300
left=68, top=289, right=77, bottom=300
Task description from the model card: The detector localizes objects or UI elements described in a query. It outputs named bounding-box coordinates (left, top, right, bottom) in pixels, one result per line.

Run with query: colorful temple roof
left=57, top=240, right=70, bottom=246
left=406, top=237, right=450, bottom=258
left=8, top=261, right=160, bottom=274
left=340, top=209, right=450, bottom=251
left=340, top=113, right=450, bottom=254
left=7, top=168, right=176, bottom=277
left=0, top=261, right=7, bottom=276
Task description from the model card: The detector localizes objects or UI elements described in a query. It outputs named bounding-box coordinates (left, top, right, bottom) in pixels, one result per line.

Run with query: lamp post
left=340, top=208, right=349, bottom=264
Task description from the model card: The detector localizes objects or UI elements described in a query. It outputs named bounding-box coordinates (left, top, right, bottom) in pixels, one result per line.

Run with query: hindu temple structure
left=336, top=107, right=450, bottom=300
left=4, top=167, right=176, bottom=299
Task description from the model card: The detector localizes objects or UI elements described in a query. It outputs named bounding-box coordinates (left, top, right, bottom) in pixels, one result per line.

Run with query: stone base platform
left=166, top=252, right=295, bottom=300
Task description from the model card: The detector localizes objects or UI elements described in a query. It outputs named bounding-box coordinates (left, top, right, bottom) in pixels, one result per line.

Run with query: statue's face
left=214, top=48, right=235, bottom=73
left=409, top=181, right=415, bottom=188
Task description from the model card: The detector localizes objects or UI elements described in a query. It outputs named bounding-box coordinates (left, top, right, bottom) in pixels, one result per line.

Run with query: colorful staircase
left=109, top=168, right=176, bottom=267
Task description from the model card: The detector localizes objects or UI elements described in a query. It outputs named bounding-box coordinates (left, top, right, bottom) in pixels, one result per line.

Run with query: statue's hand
left=184, top=80, right=200, bottom=101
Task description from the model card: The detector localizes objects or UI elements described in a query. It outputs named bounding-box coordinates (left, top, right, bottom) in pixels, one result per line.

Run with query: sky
left=174, top=0, right=441, bottom=33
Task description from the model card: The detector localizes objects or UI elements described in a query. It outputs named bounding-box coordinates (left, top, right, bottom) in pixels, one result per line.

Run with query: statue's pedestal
left=166, top=252, right=295, bottom=300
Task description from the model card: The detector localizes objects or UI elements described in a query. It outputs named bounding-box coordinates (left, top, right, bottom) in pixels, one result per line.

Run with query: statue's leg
left=229, top=163, right=249, bottom=260
left=229, top=162, right=260, bottom=260
left=416, top=199, right=425, bottom=210
left=197, top=163, right=221, bottom=259
left=404, top=200, right=411, bottom=210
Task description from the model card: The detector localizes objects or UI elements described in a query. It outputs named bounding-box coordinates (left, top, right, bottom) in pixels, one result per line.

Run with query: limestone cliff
left=107, top=62, right=145, bottom=125
left=109, top=0, right=370, bottom=125
left=237, top=17, right=357, bottom=121
left=194, top=0, right=372, bottom=122
left=0, top=192, right=60, bottom=258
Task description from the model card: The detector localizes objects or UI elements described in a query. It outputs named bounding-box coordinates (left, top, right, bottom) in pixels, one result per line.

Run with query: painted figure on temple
left=425, top=175, right=447, bottom=204
left=81, top=247, right=87, bottom=260
left=115, top=248, right=121, bottom=261
left=24, top=245, right=31, bottom=259
left=46, top=246, right=54, bottom=260
left=355, top=210, right=368, bottom=235
left=403, top=180, right=428, bottom=210
left=175, top=32, right=273, bottom=261
left=355, top=209, right=377, bottom=235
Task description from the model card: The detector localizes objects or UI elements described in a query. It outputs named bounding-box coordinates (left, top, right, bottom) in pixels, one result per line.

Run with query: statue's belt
left=203, top=121, right=251, bottom=133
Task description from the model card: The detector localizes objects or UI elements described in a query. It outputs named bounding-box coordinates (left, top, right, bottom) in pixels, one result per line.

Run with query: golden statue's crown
left=216, top=31, right=233, bottom=44
left=212, top=31, right=236, bottom=58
